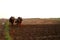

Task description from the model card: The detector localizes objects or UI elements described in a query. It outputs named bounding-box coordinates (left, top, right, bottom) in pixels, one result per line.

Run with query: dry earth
left=22, top=18, right=60, bottom=25
left=0, top=18, right=60, bottom=40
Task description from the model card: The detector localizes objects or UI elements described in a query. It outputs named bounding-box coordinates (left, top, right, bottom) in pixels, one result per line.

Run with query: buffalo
left=15, top=17, right=23, bottom=27
left=9, top=16, right=15, bottom=26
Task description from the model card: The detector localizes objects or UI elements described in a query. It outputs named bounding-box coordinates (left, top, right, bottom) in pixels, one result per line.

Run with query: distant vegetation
left=48, top=18, right=60, bottom=21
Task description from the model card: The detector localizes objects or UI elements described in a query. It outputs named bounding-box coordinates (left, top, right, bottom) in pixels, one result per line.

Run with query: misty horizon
left=0, top=0, right=60, bottom=19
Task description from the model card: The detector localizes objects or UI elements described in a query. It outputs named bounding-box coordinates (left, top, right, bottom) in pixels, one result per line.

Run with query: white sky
left=0, top=0, right=60, bottom=19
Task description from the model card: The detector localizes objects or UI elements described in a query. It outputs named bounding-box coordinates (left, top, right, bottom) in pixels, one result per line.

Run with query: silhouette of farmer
left=16, top=17, right=23, bottom=27
left=9, top=16, right=15, bottom=26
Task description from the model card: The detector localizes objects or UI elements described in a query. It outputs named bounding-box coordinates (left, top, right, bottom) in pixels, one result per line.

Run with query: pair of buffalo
left=9, top=16, right=23, bottom=26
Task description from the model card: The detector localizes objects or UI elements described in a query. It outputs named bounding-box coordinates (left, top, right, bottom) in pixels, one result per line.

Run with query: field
left=0, top=18, right=60, bottom=40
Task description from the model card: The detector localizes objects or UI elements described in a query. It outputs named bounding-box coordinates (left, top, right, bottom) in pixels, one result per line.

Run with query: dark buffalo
left=9, top=16, right=15, bottom=26
left=15, top=17, right=23, bottom=27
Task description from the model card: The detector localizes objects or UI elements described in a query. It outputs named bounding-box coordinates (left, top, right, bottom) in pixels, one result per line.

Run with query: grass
left=4, top=21, right=12, bottom=40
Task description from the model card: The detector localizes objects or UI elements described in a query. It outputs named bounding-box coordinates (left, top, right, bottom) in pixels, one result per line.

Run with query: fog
left=0, top=0, right=60, bottom=18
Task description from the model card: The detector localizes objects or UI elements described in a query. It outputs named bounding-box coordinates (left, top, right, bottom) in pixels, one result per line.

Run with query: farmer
left=9, top=16, right=15, bottom=26
left=15, top=17, right=23, bottom=27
